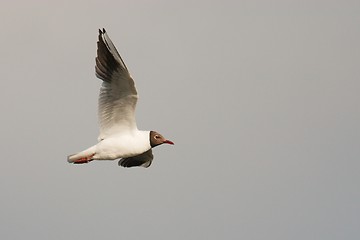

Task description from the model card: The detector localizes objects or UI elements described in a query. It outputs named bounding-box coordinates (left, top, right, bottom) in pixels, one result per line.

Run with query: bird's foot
left=73, top=154, right=95, bottom=164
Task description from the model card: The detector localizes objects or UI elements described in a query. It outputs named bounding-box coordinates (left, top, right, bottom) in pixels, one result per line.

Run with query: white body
left=94, top=131, right=151, bottom=160
left=68, top=130, right=150, bottom=162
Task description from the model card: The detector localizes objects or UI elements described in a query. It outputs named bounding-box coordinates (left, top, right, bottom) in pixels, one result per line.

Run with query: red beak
left=164, top=140, right=174, bottom=145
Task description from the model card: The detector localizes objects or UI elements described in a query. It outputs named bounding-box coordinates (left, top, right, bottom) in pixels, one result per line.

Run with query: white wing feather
left=95, top=29, right=138, bottom=140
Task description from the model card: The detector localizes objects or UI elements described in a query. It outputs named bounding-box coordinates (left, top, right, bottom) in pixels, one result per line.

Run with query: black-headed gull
left=68, top=28, right=174, bottom=168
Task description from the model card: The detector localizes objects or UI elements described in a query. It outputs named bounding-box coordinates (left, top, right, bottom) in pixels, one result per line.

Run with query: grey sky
left=1, top=1, right=359, bottom=239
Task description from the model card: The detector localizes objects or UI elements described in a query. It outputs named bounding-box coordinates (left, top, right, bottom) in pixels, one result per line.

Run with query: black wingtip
left=98, top=28, right=106, bottom=35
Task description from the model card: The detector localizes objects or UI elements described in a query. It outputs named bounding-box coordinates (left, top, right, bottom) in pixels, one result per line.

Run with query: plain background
left=1, top=1, right=359, bottom=239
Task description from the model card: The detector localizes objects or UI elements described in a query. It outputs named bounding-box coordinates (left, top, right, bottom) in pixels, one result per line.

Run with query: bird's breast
left=94, top=131, right=151, bottom=160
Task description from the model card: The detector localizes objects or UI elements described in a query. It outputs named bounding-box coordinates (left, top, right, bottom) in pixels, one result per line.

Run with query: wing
left=96, top=28, right=138, bottom=140
left=118, top=149, right=154, bottom=168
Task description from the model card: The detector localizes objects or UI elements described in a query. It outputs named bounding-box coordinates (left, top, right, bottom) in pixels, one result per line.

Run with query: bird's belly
left=94, top=135, right=150, bottom=160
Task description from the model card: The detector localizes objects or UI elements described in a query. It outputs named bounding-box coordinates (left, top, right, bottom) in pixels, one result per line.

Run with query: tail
left=67, top=146, right=96, bottom=164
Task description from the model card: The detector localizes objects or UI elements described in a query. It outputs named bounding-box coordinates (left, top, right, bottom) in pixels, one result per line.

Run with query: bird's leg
left=73, top=154, right=95, bottom=164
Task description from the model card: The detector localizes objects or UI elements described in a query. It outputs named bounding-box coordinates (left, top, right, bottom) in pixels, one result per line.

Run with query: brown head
left=150, top=131, right=174, bottom=148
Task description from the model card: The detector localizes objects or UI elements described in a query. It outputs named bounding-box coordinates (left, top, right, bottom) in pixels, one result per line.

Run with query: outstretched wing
left=96, top=28, right=138, bottom=140
left=118, top=149, right=154, bottom=168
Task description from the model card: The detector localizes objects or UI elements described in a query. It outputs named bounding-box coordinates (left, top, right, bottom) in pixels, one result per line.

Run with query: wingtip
left=98, top=28, right=107, bottom=35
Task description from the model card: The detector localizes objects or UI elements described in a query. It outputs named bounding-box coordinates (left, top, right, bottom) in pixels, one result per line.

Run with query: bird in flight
left=68, top=28, right=174, bottom=168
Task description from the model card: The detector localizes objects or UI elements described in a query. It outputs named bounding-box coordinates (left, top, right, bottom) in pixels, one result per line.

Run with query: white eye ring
left=154, top=135, right=160, bottom=139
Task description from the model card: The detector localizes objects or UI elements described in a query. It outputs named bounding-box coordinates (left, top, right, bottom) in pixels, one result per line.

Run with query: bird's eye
left=154, top=135, right=160, bottom=139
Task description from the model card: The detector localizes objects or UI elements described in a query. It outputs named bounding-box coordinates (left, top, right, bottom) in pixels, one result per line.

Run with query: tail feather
left=67, top=146, right=96, bottom=164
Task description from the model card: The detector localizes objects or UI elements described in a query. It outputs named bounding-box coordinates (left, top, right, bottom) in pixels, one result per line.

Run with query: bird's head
left=150, top=131, right=174, bottom=148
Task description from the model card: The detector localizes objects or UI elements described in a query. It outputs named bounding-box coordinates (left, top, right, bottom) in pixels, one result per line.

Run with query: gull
left=67, top=28, right=174, bottom=168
